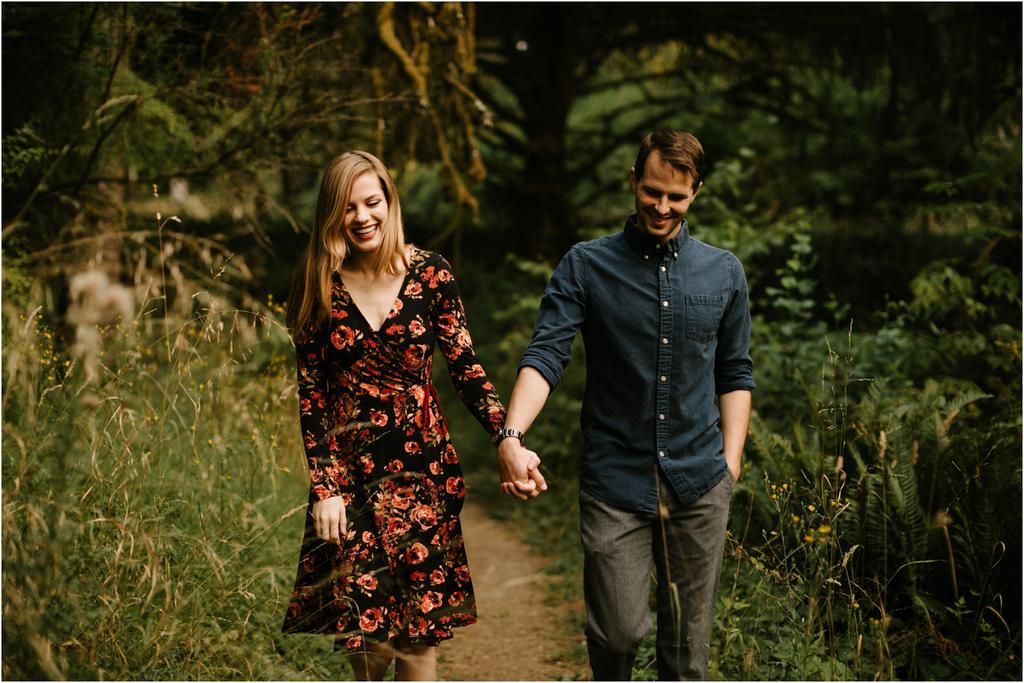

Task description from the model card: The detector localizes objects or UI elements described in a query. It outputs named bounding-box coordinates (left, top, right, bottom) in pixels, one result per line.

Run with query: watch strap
left=492, top=427, right=525, bottom=447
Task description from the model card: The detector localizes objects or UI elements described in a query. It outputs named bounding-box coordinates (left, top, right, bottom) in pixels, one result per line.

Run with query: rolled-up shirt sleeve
left=715, top=253, right=756, bottom=395
left=518, top=245, right=588, bottom=391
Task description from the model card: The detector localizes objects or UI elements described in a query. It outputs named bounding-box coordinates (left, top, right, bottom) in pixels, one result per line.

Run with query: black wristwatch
left=492, top=427, right=525, bottom=447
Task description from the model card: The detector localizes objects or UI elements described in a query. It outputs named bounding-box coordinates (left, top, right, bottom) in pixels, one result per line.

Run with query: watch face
left=494, top=428, right=522, bottom=446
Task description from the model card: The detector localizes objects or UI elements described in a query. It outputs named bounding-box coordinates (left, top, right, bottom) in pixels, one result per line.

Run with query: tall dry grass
left=2, top=213, right=348, bottom=678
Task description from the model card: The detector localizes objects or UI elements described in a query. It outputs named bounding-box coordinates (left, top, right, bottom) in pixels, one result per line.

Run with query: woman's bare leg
left=348, top=639, right=395, bottom=681
left=394, top=637, right=437, bottom=681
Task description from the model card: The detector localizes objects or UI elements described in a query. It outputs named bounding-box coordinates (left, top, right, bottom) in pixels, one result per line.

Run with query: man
left=493, top=129, right=754, bottom=680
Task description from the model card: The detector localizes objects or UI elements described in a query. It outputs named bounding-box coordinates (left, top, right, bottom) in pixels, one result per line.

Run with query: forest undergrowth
left=1, top=220, right=356, bottom=679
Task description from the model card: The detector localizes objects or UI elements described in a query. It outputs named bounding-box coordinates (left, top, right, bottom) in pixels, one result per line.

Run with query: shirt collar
left=623, top=213, right=689, bottom=260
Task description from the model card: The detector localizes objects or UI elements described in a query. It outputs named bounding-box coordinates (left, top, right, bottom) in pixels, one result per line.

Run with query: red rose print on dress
left=419, top=591, right=443, bottom=613
left=406, top=542, right=429, bottom=564
left=435, top=313, right=457, bottom=335
left=445, top=477, right=466, bottom=497
left=408, top=318, right=426, bottom=337
left=403, top=344, right=428, bottom=370
left=421, top=265, right=439, bottom=289
left=393, top=486, right=415, bottom=510
left=387, top=299, right=403, bottom=318
left=411, top=504, right=437, bottom=530
left=359, top=607, right=384, bottom=631
left=409, top=615, right=428, bottom=637
left=331, top=325, right=357, bottom=350
left=357, top=574, right=379, bottom=594
left=387, top=517, right=411, bottom=537
left=359, top=382, right=381, bottom=398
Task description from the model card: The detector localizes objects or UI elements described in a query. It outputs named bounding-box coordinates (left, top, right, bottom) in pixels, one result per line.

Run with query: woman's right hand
left=312, top=496, right=347, bottom=545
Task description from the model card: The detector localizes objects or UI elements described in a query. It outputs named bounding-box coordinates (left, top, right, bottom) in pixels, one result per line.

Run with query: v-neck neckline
left=337, top=252, right=417, bottom=334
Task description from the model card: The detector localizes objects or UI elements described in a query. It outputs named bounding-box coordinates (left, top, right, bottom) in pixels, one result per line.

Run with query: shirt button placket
left=655, top=252, right=672, bottom=462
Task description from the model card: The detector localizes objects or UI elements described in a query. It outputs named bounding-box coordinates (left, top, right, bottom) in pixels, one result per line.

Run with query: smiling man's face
left=629, top=149, right=700, bottom=243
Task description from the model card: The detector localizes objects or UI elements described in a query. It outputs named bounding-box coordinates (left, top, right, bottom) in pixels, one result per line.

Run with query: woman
left=281, top=151, right=528, bottom=680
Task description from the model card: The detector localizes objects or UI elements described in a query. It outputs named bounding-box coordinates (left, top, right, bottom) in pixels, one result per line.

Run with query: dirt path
left=437, top=499, right=586, bottom=681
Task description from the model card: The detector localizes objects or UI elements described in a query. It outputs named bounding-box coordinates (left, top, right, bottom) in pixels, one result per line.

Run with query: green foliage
left=729, top=183, right=1021, bottom=678
left=1, top=124, right=47, bottom=189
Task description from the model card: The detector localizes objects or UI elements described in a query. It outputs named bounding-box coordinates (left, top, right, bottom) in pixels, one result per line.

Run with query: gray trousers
left=580, top=472, right=732, bottom=681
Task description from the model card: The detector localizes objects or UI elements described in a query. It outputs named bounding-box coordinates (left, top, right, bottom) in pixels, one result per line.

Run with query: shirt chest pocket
left=685, top=294, right=725, bottom=343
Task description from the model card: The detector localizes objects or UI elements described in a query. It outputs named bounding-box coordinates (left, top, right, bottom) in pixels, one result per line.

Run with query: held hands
left=497, top=438, right=548, bottom=501
left=311, top=495, right=347, bottom=545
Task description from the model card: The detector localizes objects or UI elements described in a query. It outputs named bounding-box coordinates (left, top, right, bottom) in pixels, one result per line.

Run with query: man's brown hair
left=633, top=129, right=704, bottom=190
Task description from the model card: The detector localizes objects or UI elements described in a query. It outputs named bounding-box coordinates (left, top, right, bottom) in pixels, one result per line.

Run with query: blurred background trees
left=3, top=2, right=1020, bottom=679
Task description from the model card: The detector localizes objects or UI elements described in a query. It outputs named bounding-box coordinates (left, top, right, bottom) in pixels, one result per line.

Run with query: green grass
left=2, top=298, right=352, bottom=679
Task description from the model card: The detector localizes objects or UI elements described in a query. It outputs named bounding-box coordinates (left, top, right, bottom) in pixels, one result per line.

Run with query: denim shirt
left=519, top=215, right=755, bottom=513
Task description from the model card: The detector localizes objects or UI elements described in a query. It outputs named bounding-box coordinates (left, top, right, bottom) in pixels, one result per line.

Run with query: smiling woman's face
left=342, top=171, right=389, bottom=256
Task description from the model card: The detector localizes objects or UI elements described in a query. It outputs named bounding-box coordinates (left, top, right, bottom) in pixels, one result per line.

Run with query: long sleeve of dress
left=428, top=256, right=506, bottom=439
left=295, top=335, right=355, bottom=501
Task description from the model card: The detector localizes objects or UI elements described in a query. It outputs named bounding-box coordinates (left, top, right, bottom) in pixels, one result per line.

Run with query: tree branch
left=566, top=101, right=683, bottom=186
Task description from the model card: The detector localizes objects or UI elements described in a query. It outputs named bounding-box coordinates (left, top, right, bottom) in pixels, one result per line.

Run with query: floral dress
left=281, top=248, right=505, bottom=653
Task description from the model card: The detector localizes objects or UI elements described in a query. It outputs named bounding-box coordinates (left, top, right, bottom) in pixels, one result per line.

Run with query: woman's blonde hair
left=286, top=151, right=409, bottom=339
